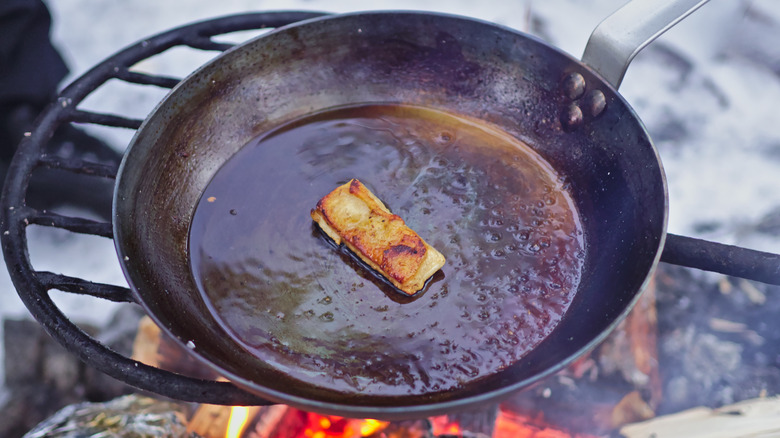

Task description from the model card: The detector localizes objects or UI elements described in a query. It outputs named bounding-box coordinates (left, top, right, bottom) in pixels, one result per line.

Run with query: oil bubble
left=485, top=231, right=502, bottom=242
left=513, top=230, right=530, bottom=242
left=489, top=218, right=505, bottom=227
left=437, top=131, right=453, bottom=144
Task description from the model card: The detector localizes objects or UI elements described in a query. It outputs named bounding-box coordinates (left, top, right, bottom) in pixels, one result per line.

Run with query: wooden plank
left=621, top=397, right=780, bottom=438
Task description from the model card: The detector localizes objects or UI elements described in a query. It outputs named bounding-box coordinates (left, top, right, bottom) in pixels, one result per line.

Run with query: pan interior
left=188, top=103, right=586, bottom=398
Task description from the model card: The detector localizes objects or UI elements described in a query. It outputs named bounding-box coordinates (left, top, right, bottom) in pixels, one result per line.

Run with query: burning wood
left=493, top=410, right=600, bottom=438
left=25, top=264, right=780, bottom=437
left=132, top=315, right=218, bottom=379
left=187, top=404, right=262, bottom=438
left=121, top=276, right=662, bottom=438
left=244, top=405, right=289, bottom=438
left=430, top=405, right=498, bottom=437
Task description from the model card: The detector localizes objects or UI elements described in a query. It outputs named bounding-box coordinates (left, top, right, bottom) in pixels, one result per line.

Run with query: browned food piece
left=311, top=179, right=445, bottom=295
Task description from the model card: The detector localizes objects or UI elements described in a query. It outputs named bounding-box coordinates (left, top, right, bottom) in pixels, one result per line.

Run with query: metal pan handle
left=582, top=0, right=780, bottom=285
left=662, top=235, right=780, bottom=285
left=581, top=0, right=710, bottom=88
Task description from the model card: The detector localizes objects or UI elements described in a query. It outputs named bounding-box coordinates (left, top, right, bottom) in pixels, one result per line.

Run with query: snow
left=1, top=0, right=778, bottom=389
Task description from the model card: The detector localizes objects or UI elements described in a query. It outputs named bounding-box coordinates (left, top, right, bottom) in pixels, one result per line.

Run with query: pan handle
left=582, top=2, right=780, bottom=285
left=661, top=234, right=780, bottom=285
left=581, top=0, right=709, bottom=89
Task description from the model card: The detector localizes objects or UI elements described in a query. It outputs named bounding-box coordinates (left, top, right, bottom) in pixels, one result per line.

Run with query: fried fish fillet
left=311, top=179, right=445, bottom=295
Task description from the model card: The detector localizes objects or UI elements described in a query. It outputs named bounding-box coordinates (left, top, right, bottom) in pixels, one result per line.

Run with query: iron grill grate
left=1, top=10, right=777, bottom=407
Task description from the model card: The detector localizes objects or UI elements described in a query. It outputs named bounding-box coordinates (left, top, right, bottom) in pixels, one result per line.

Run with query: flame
left=358, top=419, right=386, bottom=436
left=298, top=413, right=389, bottom=438
left=226, top=406, right=252, bottom=438
left=493, top=410, right=600, bottom=438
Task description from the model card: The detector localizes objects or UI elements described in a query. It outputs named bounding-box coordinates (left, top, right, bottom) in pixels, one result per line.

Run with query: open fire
left=130, top=285, right=656, bottom=438
left=130, top=312, right=605, bottom=438
left=201, top=404, right=595, bottom=438
left=9, top=264, right=780, bottom=438
left=226, top=407, right=254, bottom=438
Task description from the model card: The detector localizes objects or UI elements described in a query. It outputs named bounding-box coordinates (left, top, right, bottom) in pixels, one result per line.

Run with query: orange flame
left=494, top=410, right=600, bottom=438
left=358, top=419, right=386, bottom=436
left=226, top=406, right=252, bottom=438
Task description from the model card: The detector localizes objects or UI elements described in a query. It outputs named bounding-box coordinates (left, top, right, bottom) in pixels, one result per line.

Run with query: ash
left=655, top=264, right=780, bottom=415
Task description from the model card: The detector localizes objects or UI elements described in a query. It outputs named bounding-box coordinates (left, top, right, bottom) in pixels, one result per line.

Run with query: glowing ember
left=215, top=403, right=598, bottom=438
left=430, top=415, right=464, bottom=436
left=494, top=410, right=599, bottom=438
left=300, top=413, right=389, bottom=438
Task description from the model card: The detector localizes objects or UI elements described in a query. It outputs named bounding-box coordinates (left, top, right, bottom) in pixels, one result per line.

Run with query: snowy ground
left=1, top=0, right=779, bottom=391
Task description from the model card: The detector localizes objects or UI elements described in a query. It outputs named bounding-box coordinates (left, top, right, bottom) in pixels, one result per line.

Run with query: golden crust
left=311, top=179, right=445, bottom=295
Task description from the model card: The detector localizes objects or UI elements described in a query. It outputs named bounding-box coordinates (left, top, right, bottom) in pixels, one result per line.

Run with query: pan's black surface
left=113, top=11, right=666, bottom=418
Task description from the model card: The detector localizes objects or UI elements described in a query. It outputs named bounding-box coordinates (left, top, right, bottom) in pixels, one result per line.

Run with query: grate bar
left=37, top=155, right=119, bottom=178
left=67, top=109, right=144, bottom=130
left=116, top=69, right=182, bottom=89
left=0, top=11, right=346, bottom=406
left=36, top=271, right=135, bottom=303
left=184, top=34, right=234, bottom=52
left=26, top=209, right=113, bottom=238
left=2, top=9, right=777, bottom=408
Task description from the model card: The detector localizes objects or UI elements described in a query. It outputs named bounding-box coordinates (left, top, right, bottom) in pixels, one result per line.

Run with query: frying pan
left=114, top=0, right=709, bottom=419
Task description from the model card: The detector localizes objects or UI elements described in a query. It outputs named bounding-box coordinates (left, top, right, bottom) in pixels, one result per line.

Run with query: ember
left=242, top=409, right=392, bottom=438
left=493, top=411, right=598, bottom=438
left=7, top=264, right=780, bottom=437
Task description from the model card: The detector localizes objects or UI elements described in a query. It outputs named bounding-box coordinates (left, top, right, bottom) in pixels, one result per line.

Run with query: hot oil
left=189, top=104, right=585, bottom=397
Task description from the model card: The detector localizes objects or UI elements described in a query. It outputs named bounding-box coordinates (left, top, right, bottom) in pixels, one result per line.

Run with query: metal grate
left=1, top=10, right=778, bottom=407
left=0, top=12, right=326, bottom=406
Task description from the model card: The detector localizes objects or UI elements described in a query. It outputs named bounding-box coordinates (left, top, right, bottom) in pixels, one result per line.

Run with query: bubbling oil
left=189, top=104, right=585, bottom=397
